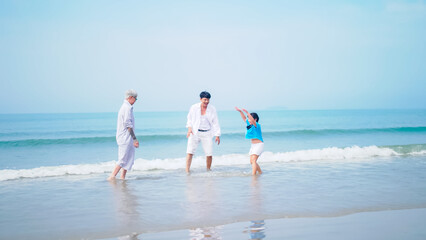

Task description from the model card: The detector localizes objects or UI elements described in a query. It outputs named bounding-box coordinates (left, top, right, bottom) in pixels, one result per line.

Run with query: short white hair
left=125, top=89, right=138, bottom=99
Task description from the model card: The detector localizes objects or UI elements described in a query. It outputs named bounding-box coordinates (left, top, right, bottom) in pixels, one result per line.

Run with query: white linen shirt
left=116, top=100, right=135, bottom=146
left=186, top=103, right=221, bottom=137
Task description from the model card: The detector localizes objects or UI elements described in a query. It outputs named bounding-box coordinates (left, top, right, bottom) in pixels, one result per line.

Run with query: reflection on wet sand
left=115, top=174, right=267, bottom=240
left=189, top=226, right=223, bottom=240
left=245, top=176, right=266, bottom=239
left=185, top=175, right=222, bottom=239
left=184, top=175, right=266, bottom=240
left=117, top=233, right=140, bottom=240
left=185, top=176, right=220, bottom=222
left=250, top=176, right=262, bottom=215
left=109, top=180, right=140, bottom=237
left=244, top=220, right=266, bottom=240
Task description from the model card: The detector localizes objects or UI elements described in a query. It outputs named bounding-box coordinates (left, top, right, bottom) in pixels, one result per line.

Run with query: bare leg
left=120, top=169, right=127, bottom=179
left=108, top=165, right=122, bottom=180
left=186, top=153, right=193, bottom=173
left=206, top=156, right=212, bottom=171
left=250, top=155, right=262, bottom=175
left=256, top=163, right=262, bottom=175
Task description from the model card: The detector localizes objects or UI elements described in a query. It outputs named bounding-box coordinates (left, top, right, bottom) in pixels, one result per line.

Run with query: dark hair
left=250, top=112, right=259, bottom=122
left=200, top=91, right=211, bottom=99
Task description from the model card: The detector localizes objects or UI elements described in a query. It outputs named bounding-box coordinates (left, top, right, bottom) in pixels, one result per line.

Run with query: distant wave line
left=264, top=126, right=426, bottom=137
left=1, top=126, right=425, bottom=147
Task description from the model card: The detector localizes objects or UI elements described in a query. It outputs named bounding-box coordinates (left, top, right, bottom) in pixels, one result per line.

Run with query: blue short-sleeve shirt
left=245, top=119, right=264, bottom=142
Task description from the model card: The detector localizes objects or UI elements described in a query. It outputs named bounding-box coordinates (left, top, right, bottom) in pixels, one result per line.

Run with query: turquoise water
left=1, top=110, right=425, bottom=171
left=0, top=109, right=426, bottom=239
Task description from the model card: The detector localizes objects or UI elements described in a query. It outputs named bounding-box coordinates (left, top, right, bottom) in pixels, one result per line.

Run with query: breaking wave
left=1, top=144, right=424, bottom=181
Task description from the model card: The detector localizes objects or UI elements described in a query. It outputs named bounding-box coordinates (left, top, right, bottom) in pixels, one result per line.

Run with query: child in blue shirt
left=235, top=107, right=264, bottom=175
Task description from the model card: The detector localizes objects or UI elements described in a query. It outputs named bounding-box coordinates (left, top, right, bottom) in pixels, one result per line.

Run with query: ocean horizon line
left=1, top=108, right=425, bottom=115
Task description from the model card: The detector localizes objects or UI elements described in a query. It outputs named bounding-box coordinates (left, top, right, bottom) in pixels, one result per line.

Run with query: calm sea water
left=0, top=109, right=426, bottom=239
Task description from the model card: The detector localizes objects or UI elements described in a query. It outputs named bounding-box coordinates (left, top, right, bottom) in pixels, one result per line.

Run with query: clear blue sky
left=1, top=0, right=425, bottom=113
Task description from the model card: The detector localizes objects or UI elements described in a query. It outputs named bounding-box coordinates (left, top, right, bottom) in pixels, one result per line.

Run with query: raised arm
left=235, top=107, right=247, bottom=122
left=243, top=109, right=257, bottom=127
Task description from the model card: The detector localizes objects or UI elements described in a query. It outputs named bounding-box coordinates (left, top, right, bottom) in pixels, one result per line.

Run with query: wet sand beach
left=131, top=208, right=426, bottom=240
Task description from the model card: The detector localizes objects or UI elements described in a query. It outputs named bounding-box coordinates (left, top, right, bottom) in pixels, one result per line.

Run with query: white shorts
left=117, top=144, right=135, bottom=170
left=249, top=142, right=264, bottom=156
left=186, top=131, right=213, bottom=156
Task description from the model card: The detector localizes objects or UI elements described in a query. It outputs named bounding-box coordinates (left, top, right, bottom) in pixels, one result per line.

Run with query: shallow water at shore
left=1, top=110, right=425, bottom=239
left=1, top=154, right=426, bottom=239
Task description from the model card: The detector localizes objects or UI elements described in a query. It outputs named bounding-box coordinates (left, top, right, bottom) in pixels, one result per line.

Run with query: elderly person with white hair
left=108, top=89, right=139, bottom=180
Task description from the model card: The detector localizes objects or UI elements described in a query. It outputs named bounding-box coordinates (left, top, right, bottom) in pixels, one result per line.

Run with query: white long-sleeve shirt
left=186, top=103, right=221, bottom=137
left=116, top=100, right=135, bottom=146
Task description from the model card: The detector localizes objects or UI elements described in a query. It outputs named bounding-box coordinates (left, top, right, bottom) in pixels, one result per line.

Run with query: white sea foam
left=409, top=150, right=426, bottom=156
left=0, top=145, right=415, bottom=181
left=0, top=161, right=114, bottom=182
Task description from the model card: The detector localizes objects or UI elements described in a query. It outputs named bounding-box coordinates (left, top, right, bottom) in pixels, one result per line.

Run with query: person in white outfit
left=108, top=89, right=139, bottom=180
left=186, top=91, right=221, bottom=173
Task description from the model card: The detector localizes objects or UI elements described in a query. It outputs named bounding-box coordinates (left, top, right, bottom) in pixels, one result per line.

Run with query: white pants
left=249, top=142, right=264, bottom=156
left=186, top=131, right=213, bottom=156
left=117, top=144, right=135, bottom=170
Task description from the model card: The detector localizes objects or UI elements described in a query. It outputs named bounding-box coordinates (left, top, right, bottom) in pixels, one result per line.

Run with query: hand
left=133, top=140, right=139, bottom=148
left=215, top=136, right=220, bottom=145
left=235, top=107, right=242, bottom=112
left=187, top=129, right=193, bottom=138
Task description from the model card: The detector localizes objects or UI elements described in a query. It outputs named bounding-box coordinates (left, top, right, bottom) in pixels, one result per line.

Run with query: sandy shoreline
left=110, top=208, right=426, bottom=240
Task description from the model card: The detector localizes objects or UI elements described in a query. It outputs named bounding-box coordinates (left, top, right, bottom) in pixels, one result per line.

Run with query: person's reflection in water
left=109, top=180, right=140, bottom=238
left=189, top=226, right=223, bottom=240
left=117, top=233, right=140, bottom=240
left=245, top=176, right=266, bottom=239
left=185, top=176, right=222, bottom=239
left=247, top=220, right=266, bottom=240
left=250, top=176, right=262, bottom=215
